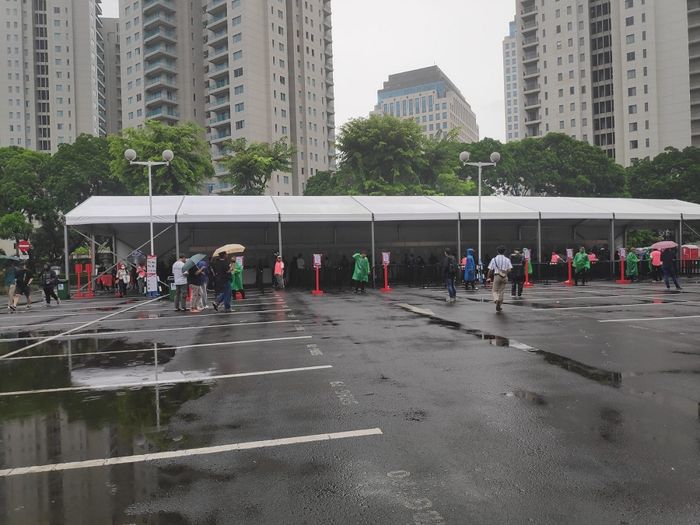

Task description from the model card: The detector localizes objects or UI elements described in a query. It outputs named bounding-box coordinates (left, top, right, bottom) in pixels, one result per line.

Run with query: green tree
left=626, top=146, right=700, bottom=204
left=46, top=134, right=126, bottom=212
left=109, top=120, right=214, bottom=195
left=0, top=146, right=53, bottom=221
left=0, top=211, right=34, bottom=253
left=220, top=137, right=294, bottom=195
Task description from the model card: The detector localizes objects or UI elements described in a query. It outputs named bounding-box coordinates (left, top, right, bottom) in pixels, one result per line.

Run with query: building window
left=630, top=140, right=638, bottom=149
left=626, top=16, right=634, bottom=26
left=233, top=50, right=243, bottom=60
left=235, top=102, right=244, bottom=112
left=235, top=120, right=245, bottom=129
left=232, top=16, right=242, bottom=26
left=629, top=105, right=637, bottom=114
left=233, top=67, right=243, bottom=77
left=234, top=85, right=244, bottom=95
left=232, top=32, right=242, bottom=43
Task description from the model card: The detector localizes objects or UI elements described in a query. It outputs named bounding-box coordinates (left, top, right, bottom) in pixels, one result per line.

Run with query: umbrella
left=213, top=244, right=245, bottom=257
left=182, top=253, right=207, bottom=272
left=0, top=255, right=21, bottom=264
left=650, top=241, right=678, bottom=251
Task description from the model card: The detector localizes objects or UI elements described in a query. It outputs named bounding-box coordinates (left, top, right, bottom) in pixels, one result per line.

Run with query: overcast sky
left=101, top=0, right=514, bottom=141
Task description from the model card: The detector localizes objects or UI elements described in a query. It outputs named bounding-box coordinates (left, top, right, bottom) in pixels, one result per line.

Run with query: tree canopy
left=220, top=137, right=294, bottom=195
left=627, top=146, right=700, bottom=204
left=108, top=120, right=214, bottom=195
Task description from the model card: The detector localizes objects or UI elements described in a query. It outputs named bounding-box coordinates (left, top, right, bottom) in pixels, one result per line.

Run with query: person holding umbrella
left=211, top=244, right=244, bottom=311
left=661, top=246, right=682, bottom=291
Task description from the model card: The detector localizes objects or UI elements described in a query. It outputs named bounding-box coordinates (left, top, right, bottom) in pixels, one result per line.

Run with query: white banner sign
left=382, top=252, right=391, bottom=265
left=146, top=255, right=158, bottom=293
left=313, top=254, right=322, bottom=268
left=522, top=248, right=531, bottom=260
left=566, top=248, right=574, bottom=260
left=619, top=247, right=626, bottom=259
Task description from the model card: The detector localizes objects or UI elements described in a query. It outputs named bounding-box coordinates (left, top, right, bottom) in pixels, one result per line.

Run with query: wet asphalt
left=0, top=279, right=699, bottom=524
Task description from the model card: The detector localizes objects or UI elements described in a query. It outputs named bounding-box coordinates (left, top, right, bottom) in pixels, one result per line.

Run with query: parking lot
left=1, top=279, right=699, bottom=524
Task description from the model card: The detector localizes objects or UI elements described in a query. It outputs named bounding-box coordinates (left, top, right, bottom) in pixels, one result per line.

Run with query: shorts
left=15, top=285, right=30, bottom=297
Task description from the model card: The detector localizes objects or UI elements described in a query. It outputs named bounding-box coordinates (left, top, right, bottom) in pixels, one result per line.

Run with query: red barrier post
left=84, top=263, right=94, bottom=297
left=616, top=257, right=631, bottom=284
left=564, top=259, right=574, bottom=286
left=380, top=263, right=391, bottom=293
left=524, top=258, right=534, bottom=288
left=311, top=265, right=324, bottom=296
left=74, top=264, right=84, bottom=298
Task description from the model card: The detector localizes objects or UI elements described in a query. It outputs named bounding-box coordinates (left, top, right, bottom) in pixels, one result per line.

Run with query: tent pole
left=679, top=215, right=683, bottom=247
left=90, top=232, right=96, bottom=288
left=371, top=215, right=376, bottom=288
left=63, top=223, right=70, bottom=280
left=457, top=213, right=461, bottom=257
left=610, top=216, right=616, bottom=278
left=277, top=215, right=283, bottom=257
left=537, top=213, right=542, bottom=282
left=175, top=221, right=180, bottom=259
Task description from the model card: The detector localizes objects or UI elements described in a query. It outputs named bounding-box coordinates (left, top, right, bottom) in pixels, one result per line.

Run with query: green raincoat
left=352, top=253, right=370, bottom=282
left=230, top=261, right=244, bottom=291
left=625, top=252, right=639, bottom=277
left=573, top=251, right=590, bottom=274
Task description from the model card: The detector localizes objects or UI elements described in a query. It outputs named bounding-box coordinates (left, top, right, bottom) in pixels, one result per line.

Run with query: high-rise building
left=118, top=0, right=206, bottom=129
left=0, top=0, right=107, bottom=152
left=102, top=18, right=122, bottom=135
left=373, top=66, right=479, bottom=143
left=512, top=0, right=693, bottom=165
left=202, top=0, right=336, bottom=195
left=503, top=20, right=521, bottom=142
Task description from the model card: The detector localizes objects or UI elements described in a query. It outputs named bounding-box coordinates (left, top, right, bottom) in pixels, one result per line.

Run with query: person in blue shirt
left=5, top=263, right=17, bottom=311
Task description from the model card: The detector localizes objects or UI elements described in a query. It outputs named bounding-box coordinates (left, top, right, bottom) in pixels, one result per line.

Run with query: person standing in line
left=626, top=248, right=640, bottom=282
left=116, top=263, right=130, bottom=297
left=509, top=249, right=525, bottom=298
left=172, top=255, right=188, bottom=312
left=187, top=262, right=204, bottom=313
left=211, top=252, right=233, bottom=311
left=12, top=262, right=34, bottom=311
left=39, top=263, right=60, bottom=306
left=197, top=259, right=209, bottom=309
left=661, top=247, right=682, bottom=291
left=273, top=255, right=285, bottom=289
left=649, top=248, right=662, bottom=282
left=5, top=263, right=17, bottom=311
left=486, top=246, right=513, bottom=313
left=352, top=251, right=370, bottom=293
left=136, top=263, right=147, bottom=295
left=463, top=248, right=477, bottom=291
left=573, top=247, right=590, bottom=286
left=231, top=257, right=246, bottom=299
left=441, top=248, right=458, bottom=303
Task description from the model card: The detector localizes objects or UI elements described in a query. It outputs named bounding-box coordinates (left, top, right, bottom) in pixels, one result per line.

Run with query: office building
left=373, top=66, right=479, bottom=143
left=0, top=0, right=107, bottom=152
left=202, top=0, right=336, bottom=195
left=513, top=0, right=692, bottom=165
left=503, top=20, right=521, bottom=142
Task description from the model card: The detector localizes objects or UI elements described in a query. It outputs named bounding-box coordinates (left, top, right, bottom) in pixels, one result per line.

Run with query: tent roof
left=176, top=195, right=278, bottom=223
left=65, top=195, right=699, bottom=226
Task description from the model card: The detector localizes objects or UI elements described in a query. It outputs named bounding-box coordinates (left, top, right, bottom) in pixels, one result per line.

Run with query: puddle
left=503, top=390, right=546, bottom=405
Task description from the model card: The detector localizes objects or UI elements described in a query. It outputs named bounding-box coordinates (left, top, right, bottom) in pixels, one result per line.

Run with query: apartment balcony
left=209, top=62, right=229, bottom=79
left=323, top=1, right=331, bottom=15
left=209, top=45, right=229, bottom=64
left=144, top=26, right=176, bottom=45
left=522, top=51, right=539, bottom=64
left=209, top=79, right=230, bottom=95
left=208, top=112, right=231, bottom=126
left=208, top=28, right=228, bottom=47
left=520, top=4, right=537, bottom=16
left=522, top=35, right=539, bottom=48
left=326, top=73, right=334, bottom=85
left=210, top=127, right=232, bottom=142
left=521, top=20, right=538, bottom=33
left=208, top=95, right=230, bottom=110
left=143, top=11, right=176, bottom=30
left=523, top=82, right=540, bottom=94
left=523, top=98, right=541, bottom=110
left=522, top=67, right=540, bottom=80
left=143, top=0, right=175, bottom=15
left=325, top=44, right=333, bottom=57
left=326, top=86, right=335, bottom=100
left=207, top=0, right=227, bottom=15
left=208, top=12, right=228, bottom=32
left=144, top=43, right=177, bottom=60
left=145, top=58, right=177, bottom=74
left=145, top=74, right=177, bottom=90
left=524, top=112, right=541, bottom=125
left=145, top=91, right=178, bottom=106
left=146, top=106, right=179, bottom=120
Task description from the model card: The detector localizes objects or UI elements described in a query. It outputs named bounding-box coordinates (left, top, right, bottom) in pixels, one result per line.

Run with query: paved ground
left=0, top=278, right=699, bottom=524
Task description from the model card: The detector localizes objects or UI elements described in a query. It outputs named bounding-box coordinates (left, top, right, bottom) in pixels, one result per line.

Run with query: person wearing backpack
left=39, top=263, right=60, bottom=306
left=442, top=248, right=458, bottom=303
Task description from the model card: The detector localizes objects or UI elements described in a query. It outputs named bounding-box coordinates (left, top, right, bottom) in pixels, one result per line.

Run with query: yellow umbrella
left=213, top=244, right=246, bottom=257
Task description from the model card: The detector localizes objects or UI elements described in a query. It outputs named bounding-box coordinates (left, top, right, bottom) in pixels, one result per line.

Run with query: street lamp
left=459, top=150, right=500, bottom=270
left=124, top=149, right=173, bottom=259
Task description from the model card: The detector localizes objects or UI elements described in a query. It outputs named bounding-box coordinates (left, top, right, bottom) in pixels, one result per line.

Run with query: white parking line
left=0, top=428, right=383, bottom=477
left=0, top=308, right=292, bottom=331
left=3, top=335, right=314, bottom=361
left=0, top=319, right=297, bottom=343
left=0, top=364, right=333, bottom=397
left=539, top=300, right=700, bottom=311
left=600, top=314, right=700, bottom=323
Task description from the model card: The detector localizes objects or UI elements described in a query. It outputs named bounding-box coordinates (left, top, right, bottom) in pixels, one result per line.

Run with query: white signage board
left=146, top=255, right=158, bottom=293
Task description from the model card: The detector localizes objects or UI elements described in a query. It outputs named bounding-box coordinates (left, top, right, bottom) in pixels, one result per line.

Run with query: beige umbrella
left=213, top=244, right=246, bottom=257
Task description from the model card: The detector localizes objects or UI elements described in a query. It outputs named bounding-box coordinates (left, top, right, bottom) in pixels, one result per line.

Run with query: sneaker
left=212, top=302, right=219, bottom=311
left=26, top=304, right=31, bottom=309
left=496, top=304, right=502, bottom=312
left=9, top=305, right=16, bottom=313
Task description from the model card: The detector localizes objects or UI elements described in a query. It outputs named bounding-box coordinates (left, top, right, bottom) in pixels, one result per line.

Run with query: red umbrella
left=650, top=240, right=678, bottom=251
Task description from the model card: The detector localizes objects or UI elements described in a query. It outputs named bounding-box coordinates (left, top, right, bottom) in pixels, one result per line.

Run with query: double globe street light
left=459, top=150, right=501, bottom=271
left=124, top=148, right=174, bottom=259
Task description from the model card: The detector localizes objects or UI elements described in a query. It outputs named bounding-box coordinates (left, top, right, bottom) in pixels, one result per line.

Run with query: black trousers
left=43, top=285, right=59, bottom=304
left=354, top=280, right=366, bottom=292
left=574, top=269, right=588, bottom=285
left=511, top=277, right=524, bottom=296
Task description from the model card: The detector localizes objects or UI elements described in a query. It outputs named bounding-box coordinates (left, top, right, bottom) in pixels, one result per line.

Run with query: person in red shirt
left=649, top=248, right=662, bottom=282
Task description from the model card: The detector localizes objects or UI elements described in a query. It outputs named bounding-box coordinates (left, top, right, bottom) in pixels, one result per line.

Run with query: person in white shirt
left=487, top=246, right=513, bottom=313
left=172, top=255, right=188, bottom=311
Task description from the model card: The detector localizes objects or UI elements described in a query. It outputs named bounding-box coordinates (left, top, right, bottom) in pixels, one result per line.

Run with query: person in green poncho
left=230, top=258, right=245, bottom=299
left=573, top=246, right=591, bottom=286
left=352, top=251, right=370, bottom=293
left=625, top=248, right=639, bottom=282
